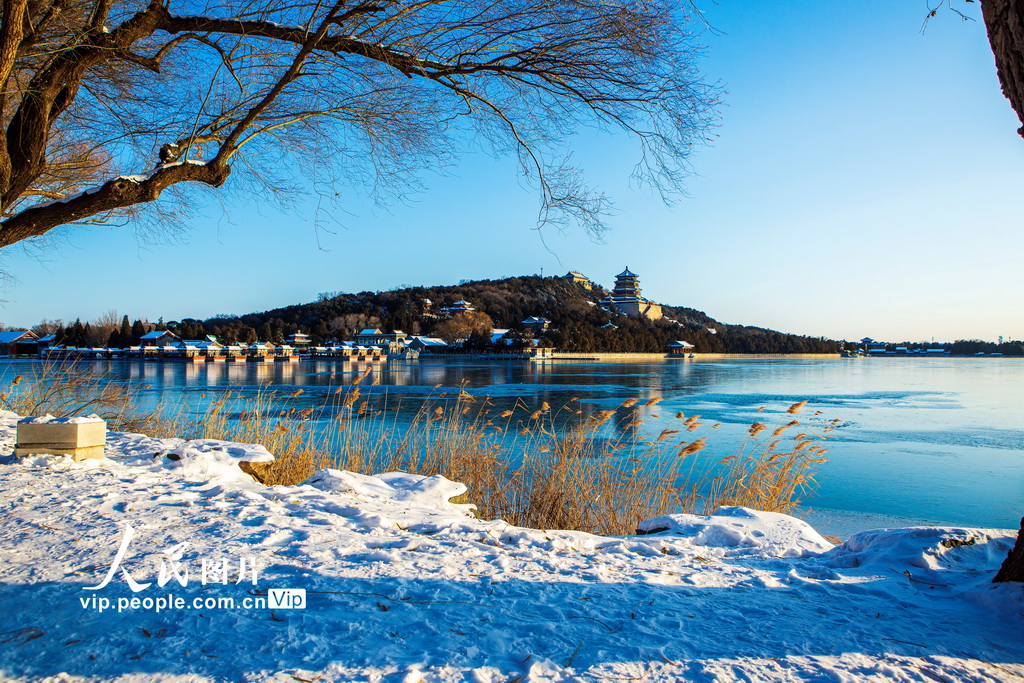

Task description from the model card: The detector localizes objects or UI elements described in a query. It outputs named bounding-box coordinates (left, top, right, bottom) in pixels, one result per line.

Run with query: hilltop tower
left=611, top=268, right=642, bottom=300
left=601, top=267, right=663, bottom=320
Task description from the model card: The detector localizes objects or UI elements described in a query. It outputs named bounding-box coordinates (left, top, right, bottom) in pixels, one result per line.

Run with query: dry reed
left=0, top=365, right=839, bottom=535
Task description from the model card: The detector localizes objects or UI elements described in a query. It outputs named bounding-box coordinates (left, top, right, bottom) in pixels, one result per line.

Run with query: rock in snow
left=0, top=411, right=1020, bottom=682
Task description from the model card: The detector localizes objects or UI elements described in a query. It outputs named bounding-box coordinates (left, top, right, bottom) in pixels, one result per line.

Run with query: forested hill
left=175, top=275, right=838, bottom=354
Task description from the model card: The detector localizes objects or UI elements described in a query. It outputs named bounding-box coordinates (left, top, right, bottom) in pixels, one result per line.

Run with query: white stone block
left=15, top=418, right=107, bottom=461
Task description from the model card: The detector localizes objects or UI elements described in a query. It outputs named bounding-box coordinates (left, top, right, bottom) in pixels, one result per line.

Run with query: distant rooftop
left=0, top=330, right=34, bottom=344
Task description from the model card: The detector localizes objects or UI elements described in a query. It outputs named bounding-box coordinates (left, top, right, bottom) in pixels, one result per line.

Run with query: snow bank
left=0, top=409, right=1021, bottom=682
left=637, top=505, right=836, bottom=557
left=303, top=469, right=476, bottom=518
left=833, top=525, right=1014, bottom=573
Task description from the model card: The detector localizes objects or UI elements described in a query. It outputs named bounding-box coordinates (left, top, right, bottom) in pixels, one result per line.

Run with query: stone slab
left=13, top=444, right=105, bottom=461
left=17, top=421, right=106, bottom=448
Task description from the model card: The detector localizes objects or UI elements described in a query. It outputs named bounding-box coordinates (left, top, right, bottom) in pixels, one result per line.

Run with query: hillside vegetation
left=174, top=275, right=838, bottom=354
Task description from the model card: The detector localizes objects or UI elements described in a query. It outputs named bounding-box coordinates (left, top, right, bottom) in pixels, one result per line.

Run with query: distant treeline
left=868, top=340, right=1024, bottom=356
left=38, top=316, right=155, bottom=348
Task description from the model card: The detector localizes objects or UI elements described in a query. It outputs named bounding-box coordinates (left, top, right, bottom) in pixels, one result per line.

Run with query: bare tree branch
left=0, top=0, right=720, bottom=250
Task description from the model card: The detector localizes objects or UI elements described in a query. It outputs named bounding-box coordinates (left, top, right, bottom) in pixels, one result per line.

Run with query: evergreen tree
left=68, top=319, right=86, bottom=347
left=110, top=315, right=132, bottom=348
left=130, top=320, right=146, bottom=344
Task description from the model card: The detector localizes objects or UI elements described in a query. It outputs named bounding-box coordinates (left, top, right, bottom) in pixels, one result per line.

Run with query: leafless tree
left=328, top=313, right=380, bottom=339
left=433, top=310, right=494, bottom=343
left=0, top=0, right=718, bottom=249
left=30, top=317, right=64, bottom=335
left=85, top=307, right=120, bottom=345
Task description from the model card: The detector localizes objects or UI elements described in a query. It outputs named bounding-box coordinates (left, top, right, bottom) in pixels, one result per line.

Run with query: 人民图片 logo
left=78, top=524, right=303, bottom=613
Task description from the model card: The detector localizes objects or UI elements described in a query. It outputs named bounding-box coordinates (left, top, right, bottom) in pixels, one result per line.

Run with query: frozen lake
left=5, top=356, right=1022, bottom=535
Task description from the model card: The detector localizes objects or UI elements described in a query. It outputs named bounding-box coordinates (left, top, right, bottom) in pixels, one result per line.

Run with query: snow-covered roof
left=410, top=336, right=448, bottom=347
left=140, top=330, right=177, bottom=340
left=357, top=328, right=382, bottom=336
left=0, top=331, right=35, bottom=344
left=182, top=339, right=221, bottom=348
left=668, top=340, right=695, bottom=348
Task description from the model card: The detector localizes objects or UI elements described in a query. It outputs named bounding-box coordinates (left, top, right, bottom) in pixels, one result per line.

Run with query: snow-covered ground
left=0, top=411, right=1020, bottom=682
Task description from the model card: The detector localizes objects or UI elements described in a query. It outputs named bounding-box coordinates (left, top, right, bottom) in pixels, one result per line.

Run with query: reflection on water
left=4, top=357, right=1022, bottom=530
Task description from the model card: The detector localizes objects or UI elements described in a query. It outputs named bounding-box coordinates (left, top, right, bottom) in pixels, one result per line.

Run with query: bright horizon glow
left=1, top=2, right=1022, bottom=344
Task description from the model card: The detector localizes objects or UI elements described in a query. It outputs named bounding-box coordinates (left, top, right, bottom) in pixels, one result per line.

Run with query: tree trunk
left=993, top=516, right=1024, bottom=582
left=981, top=0, right=1024, bottom=137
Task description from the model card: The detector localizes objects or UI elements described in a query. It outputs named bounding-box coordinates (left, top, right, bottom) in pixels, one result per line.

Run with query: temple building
left=563, top=270, right=594, bottom=289
left=601, top=267, right=663, bottom=320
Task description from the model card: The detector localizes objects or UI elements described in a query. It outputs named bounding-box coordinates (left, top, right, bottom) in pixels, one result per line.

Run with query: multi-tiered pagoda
left=601, top=267, right=663, bottom=320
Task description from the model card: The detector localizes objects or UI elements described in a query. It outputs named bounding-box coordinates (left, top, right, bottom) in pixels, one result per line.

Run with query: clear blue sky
left=2, top=1, right=1022, bottom=343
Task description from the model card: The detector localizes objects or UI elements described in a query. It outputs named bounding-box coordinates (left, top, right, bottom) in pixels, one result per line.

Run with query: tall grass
left=0, top=364, right=839, bottom=535
left=0, top=361, right=176, bottom=435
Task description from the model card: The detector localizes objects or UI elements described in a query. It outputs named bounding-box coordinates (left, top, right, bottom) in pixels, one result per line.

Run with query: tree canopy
left=0, top=0, right=718, bottom=249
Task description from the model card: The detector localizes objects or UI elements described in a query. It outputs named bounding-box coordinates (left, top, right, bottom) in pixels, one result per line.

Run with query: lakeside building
left=0, top=330, right=40, bottom=356
left=601, top=268, right=663, bottom=321
left=287, top=331, right=311, bottom=346
left=406, top=336, right=449, bottom=353
left=139, top=330, right=181, bottom=347
left=667, top=340, right=696, bottom=355
left=355, top=328, right=408, bottom=350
